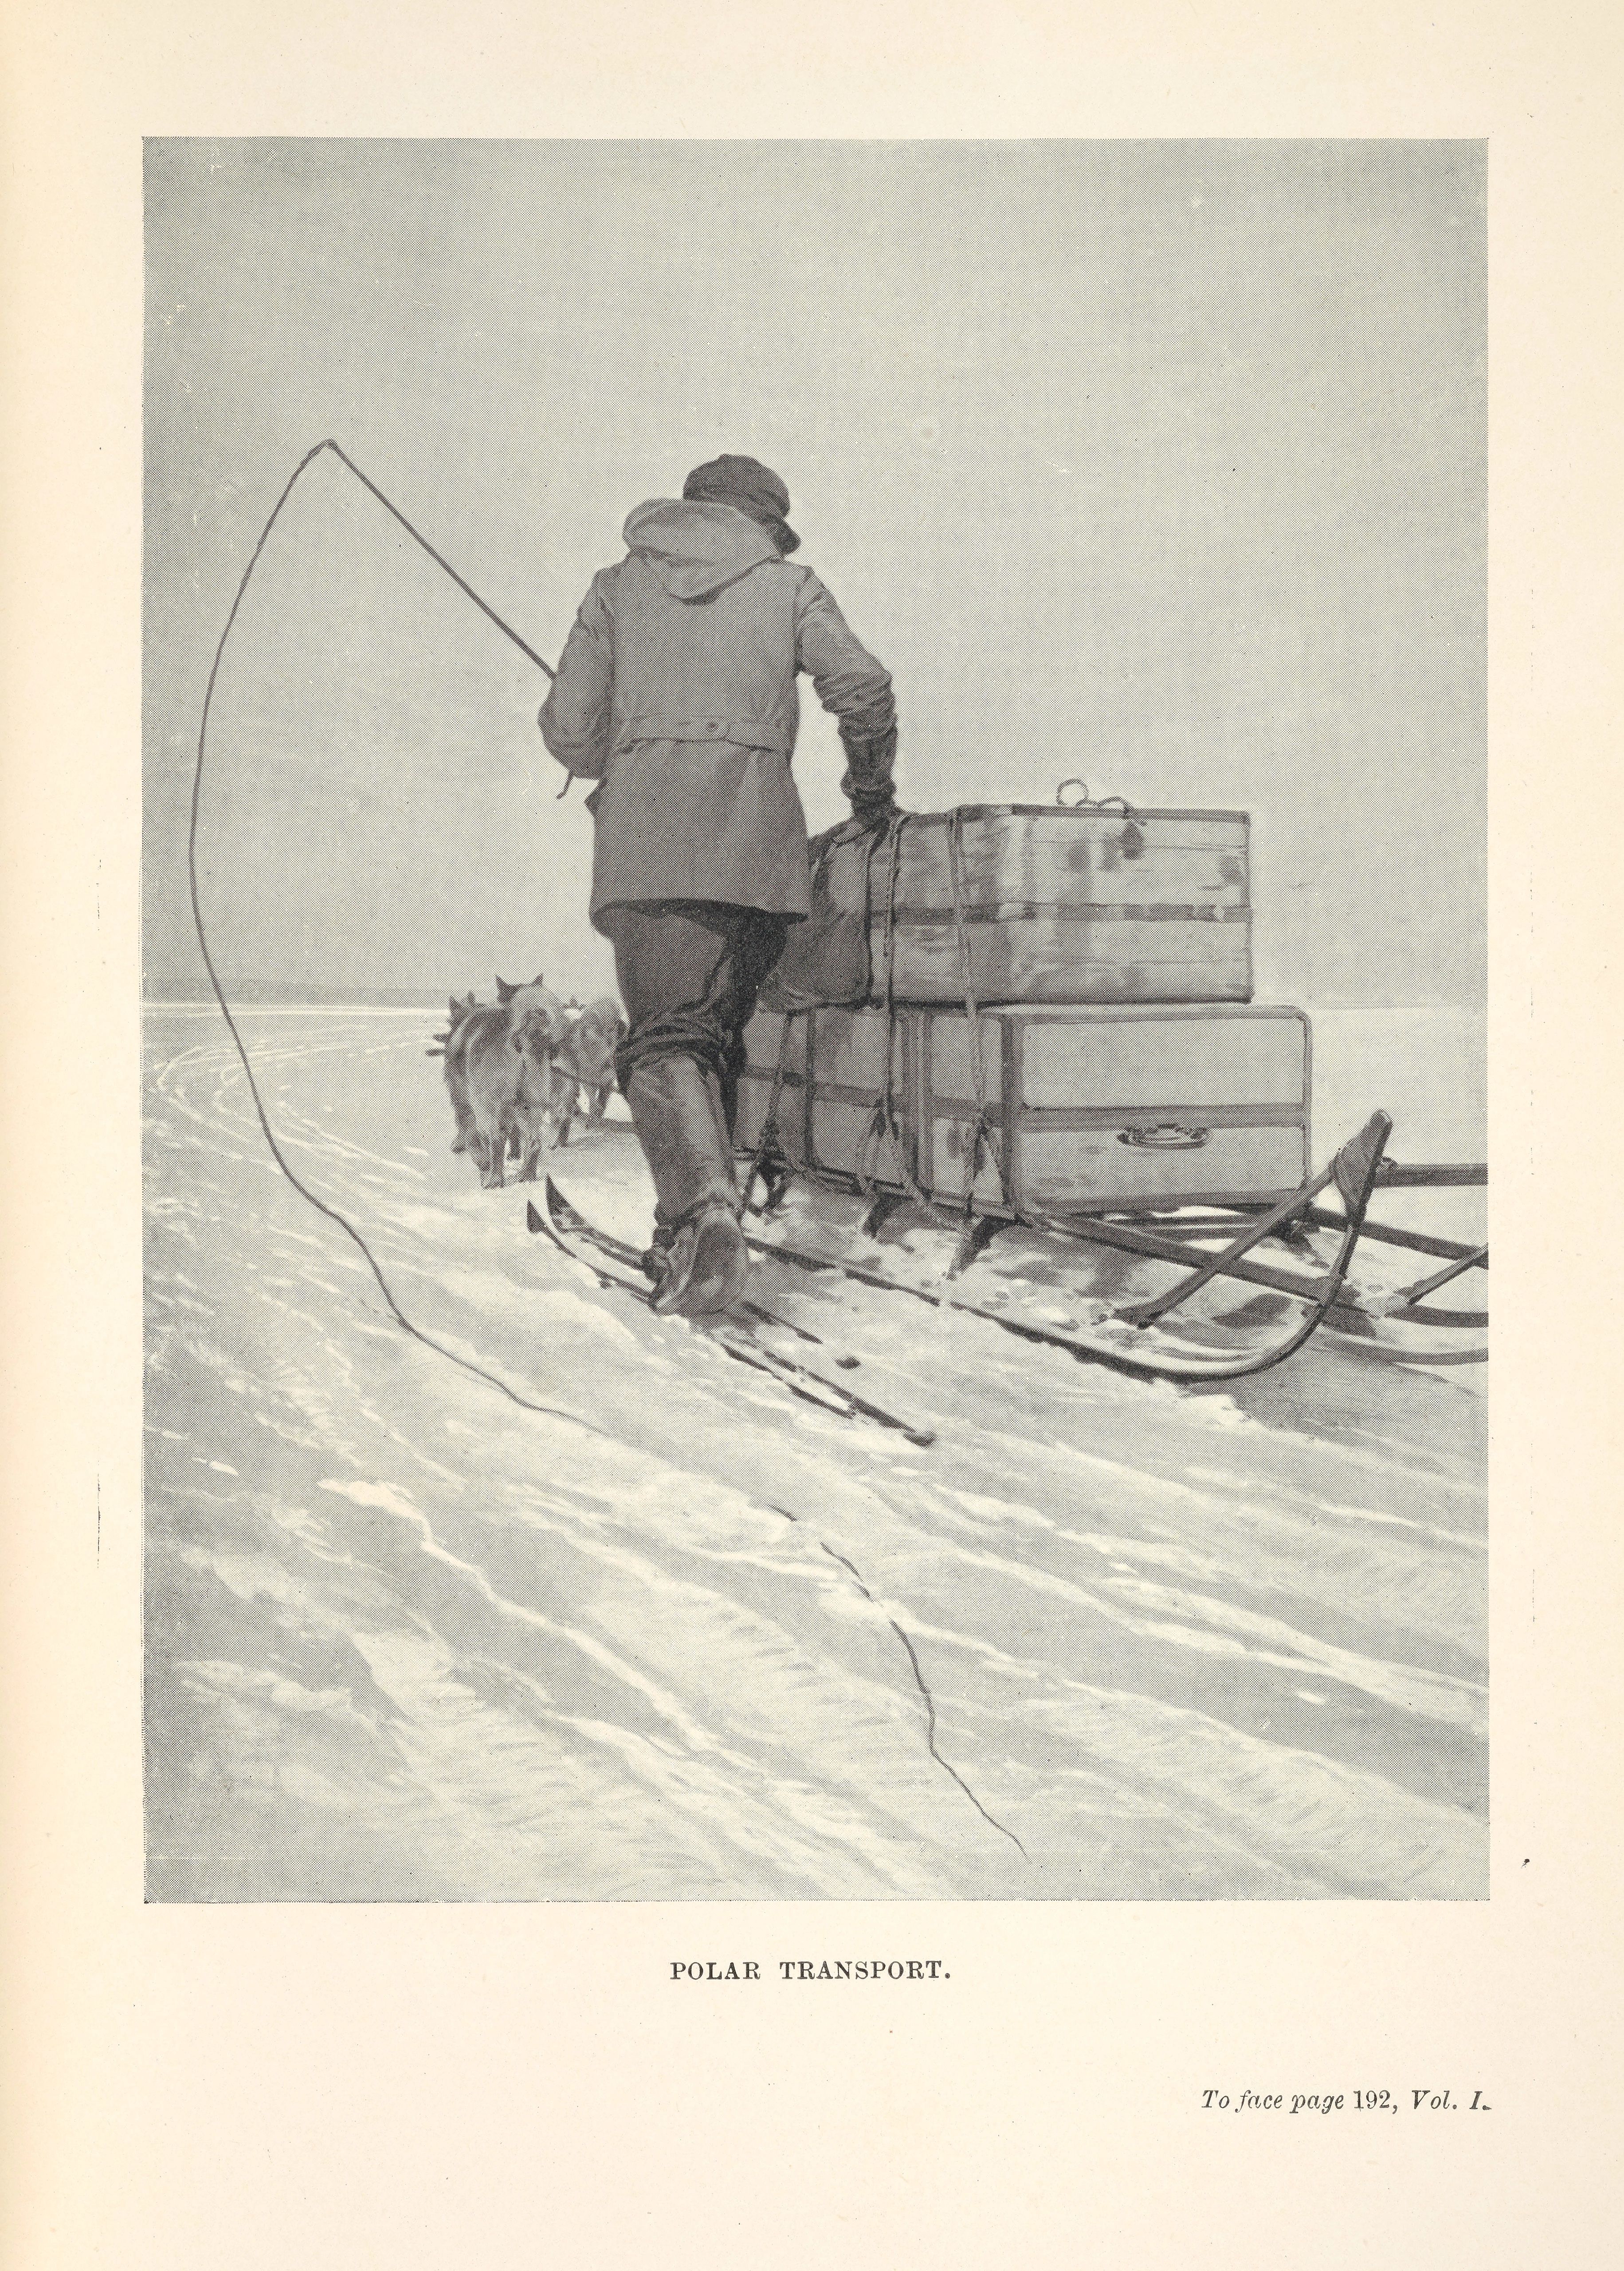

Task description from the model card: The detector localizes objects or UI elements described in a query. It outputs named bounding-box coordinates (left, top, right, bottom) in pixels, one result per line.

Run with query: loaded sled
left=722, top=791, right=1486, bottom=1387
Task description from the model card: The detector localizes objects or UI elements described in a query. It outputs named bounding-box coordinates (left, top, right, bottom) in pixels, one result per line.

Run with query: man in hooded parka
left=539, top=454, right=898, bottom=1317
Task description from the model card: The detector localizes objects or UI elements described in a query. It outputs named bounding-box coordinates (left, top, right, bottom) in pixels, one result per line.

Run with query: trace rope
left=188, top=439, right=618, bottom=1439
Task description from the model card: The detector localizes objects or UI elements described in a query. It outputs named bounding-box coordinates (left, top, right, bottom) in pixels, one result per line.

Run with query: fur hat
left=682, top=453, right=799, bottom=554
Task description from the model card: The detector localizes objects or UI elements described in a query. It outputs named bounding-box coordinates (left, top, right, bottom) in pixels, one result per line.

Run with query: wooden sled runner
left=740, top=1108, right=1487, bottom=1386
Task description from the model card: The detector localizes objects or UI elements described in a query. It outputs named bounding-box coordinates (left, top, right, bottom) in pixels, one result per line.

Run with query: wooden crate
left=737, top=1002, right=1311, bottom=1214
left=922, top=1003, right=1310, bottom=1212
left=874, top=805, right=1252, bottom=1004
left=735, top=1007, right=918, bottom=1187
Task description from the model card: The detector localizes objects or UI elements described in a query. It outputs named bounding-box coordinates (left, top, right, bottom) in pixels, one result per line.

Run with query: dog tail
left=441, top=1011, right=480, bottom=1073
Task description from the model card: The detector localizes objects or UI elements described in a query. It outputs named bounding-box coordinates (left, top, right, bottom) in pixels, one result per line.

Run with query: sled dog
left=442, top=975, right=570, bottom=1187
left=554, top=994, right=628, bottom=1144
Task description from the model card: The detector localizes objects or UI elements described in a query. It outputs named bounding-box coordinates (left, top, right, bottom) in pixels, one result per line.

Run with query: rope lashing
left=743, top=1008, right=801, bottom=1217
left=851, top=813, right=1008, bottom=1257
left=946, top=807, right=1009, bottom=1234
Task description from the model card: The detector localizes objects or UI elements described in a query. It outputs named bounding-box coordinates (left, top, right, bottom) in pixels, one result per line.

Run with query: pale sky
left=145, top=140, right=1484, bottom=1007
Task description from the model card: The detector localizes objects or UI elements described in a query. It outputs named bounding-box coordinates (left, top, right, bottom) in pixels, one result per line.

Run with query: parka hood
left=622, top=498, right=782, bottom=601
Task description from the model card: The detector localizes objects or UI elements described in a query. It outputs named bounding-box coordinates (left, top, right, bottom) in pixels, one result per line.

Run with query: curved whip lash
left=184, top=439, right=620, bottom=1438
left=184, top=440, right=1035, bottom=1862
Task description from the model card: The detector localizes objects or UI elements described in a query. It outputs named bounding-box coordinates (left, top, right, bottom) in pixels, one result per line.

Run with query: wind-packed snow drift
left=144, top=1006, right=1486, bottom=1902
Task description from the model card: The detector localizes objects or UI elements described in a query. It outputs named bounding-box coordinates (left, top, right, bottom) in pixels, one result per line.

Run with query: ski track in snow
left=142, top=1009, right=1488, bottom=1902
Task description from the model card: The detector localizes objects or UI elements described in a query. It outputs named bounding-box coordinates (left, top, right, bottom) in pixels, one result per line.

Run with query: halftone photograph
left=143, top=138, right=1486, bottom=1902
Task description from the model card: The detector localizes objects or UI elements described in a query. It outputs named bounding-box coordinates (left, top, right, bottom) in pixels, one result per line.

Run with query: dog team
left=431, top=978, right=628, bottom=1189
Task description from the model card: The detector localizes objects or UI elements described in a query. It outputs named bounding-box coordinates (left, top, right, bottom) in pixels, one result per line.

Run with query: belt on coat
left=612, top=715, right=793, bottom=756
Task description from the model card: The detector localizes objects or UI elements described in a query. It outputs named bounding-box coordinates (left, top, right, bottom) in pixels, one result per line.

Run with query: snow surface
left=143, top=1007, right=1486, bottom=1901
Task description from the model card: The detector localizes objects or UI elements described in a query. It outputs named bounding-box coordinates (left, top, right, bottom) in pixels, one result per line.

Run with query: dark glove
left=852, top=782, right=899, bottom=821
left=819, top=801, right=899, bottom=855
left=838, top=723, right=898, bottom=823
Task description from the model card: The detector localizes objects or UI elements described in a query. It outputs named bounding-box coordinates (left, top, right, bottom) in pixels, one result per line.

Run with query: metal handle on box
left=1118, top=1124, right=1212, bottom=1151
left=1055, top=778, right=1138, bottom=817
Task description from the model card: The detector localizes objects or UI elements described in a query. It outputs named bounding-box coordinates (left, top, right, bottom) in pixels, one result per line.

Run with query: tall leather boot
left=623, top=1054, right=750, bottom=1318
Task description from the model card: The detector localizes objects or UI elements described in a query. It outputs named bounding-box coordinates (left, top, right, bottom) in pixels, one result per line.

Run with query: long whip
left=184, top=439, right=615, bottom=1436
left=183, top=442, right=1032, bottom=1855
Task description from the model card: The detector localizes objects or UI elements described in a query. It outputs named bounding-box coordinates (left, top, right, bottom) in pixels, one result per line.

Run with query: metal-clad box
left=875, top=806, right=1253, bottom=1005
left=922, top=1003, right=1309, bottom=1212
left=737, top=1001, right=1310, bottom=1214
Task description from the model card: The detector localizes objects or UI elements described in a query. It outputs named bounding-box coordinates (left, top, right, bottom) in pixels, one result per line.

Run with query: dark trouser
left=596, top=900, right=791, bottom=1227
left=598, top=899, right=791, bottom=1130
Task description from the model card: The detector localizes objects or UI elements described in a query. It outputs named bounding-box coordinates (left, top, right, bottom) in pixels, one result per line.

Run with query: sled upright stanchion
left=1114, top=1112, right=1393, bottom=1330
left=949, top=1213, right=1004, bottom=1277
left=860, top=1192, right=911, bottom=1240
left=1114, top=1165, right=1336, bottom=1326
